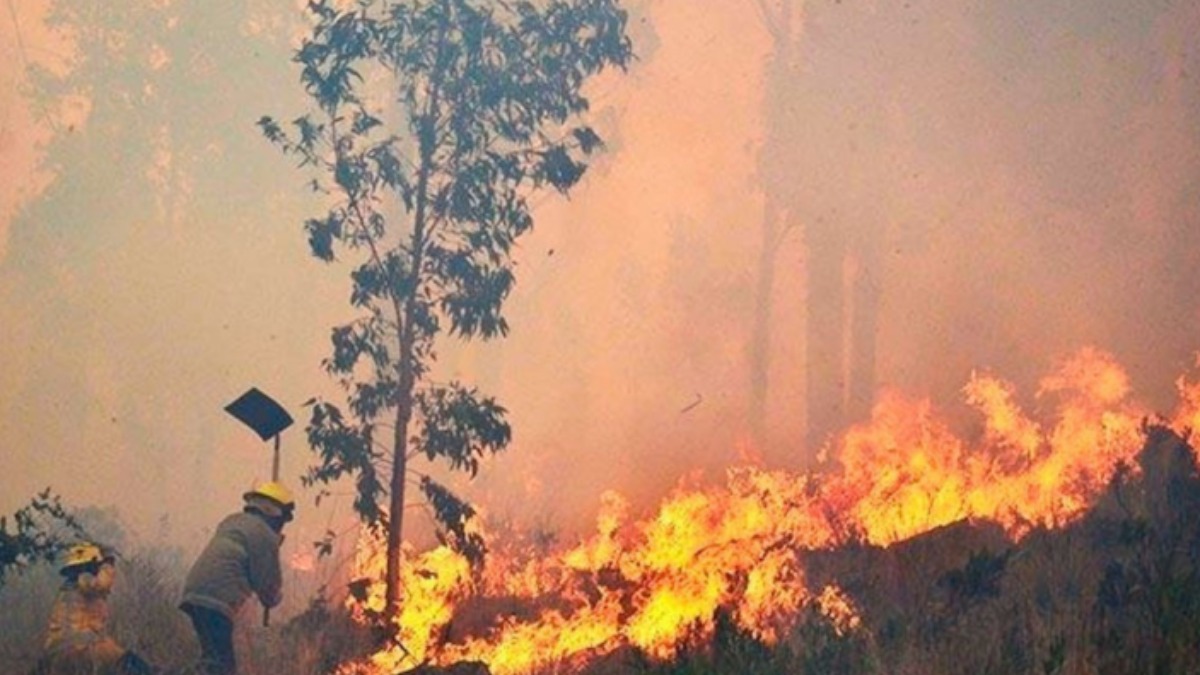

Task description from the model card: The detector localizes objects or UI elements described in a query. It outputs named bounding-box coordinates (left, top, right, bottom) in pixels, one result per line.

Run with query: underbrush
left=5, top=428, right=1199, bottom=674
left=0, top=536, right=369, bottom=674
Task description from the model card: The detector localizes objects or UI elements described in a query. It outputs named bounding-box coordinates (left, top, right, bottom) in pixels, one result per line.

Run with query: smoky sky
left=1, top=0, right=1198, bottom=557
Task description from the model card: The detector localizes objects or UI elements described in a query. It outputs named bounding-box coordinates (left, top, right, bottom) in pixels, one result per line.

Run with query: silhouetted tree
left=18, top=2, right=300, bottom=509
left=751, top=0, right=884, bottom=456
left=261, top=0, right=632, bottom=620
left=29, top=2, right=295, bottom=221
left=1092, top=426, right=1200, bottom=674
left=0, top=490, right=86, bottom=587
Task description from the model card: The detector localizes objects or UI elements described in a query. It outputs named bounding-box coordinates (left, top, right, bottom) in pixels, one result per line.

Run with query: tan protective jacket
left=181, top=511, right=283, bottom=619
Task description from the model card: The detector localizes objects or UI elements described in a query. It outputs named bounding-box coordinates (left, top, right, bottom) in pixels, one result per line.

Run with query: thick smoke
left=0, top=0, right=1197, bottom=554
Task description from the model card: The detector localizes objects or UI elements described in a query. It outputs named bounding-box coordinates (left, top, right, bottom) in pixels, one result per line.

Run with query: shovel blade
left=225, top=387, right=294, bottom=441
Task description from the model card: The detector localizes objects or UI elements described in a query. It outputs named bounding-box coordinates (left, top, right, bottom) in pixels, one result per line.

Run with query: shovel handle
left=265, top=433, right=280, bottom=629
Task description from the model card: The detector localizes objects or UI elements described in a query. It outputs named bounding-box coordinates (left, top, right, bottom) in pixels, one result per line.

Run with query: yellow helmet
left=243, top=481, right=295, bottom=509
left=60, top=543, right=113, bottom=574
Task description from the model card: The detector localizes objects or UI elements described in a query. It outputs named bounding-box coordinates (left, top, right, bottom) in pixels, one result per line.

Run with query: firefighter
left=35, top=543, right=156, bottom=675
left=179, top=481, right=294, bottom=674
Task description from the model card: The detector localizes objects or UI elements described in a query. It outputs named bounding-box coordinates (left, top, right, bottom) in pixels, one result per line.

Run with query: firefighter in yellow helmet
left=179, top=481, right=294, bottom=674
left=35, top=543, right=156, bottom=675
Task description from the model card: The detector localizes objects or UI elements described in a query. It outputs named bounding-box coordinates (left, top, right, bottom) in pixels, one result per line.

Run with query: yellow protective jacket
left=39, top=566, right=128, bottom=674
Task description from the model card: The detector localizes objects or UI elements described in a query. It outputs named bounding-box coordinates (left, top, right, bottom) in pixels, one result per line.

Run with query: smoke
left=459, top=0, right=1200, bottom=531
left=0, top=0, right=1198, bottom=560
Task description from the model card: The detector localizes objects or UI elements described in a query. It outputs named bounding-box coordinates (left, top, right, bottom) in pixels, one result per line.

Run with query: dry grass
left=0, top=539, right=370, bottom=675
left=4, top=430, right=1198, bottom=674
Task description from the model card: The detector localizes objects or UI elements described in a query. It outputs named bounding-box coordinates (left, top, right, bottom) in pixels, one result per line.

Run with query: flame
left=337, top=347, right=1194, bottom=674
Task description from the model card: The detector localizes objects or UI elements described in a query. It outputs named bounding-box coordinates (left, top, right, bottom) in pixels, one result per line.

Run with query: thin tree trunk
left=386, top=366, right=412, bottom=620
left=749, top=196, right=783, bottom=446
left=847, top=237, right=879, bottom=424
left=384, top=4, right=449, bottom=616
left=804, top=223, right=846, bottom=452
left=750, top=0, right=794, bottom=452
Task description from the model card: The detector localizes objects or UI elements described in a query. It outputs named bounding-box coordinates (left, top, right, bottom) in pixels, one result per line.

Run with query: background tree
left=750, top=0, right=884, bottom=456
left=261, top=0, right=632, bottom=620
left=13, top=1, right=301, bottom=528
left=0, top=490, right=86, bottom=587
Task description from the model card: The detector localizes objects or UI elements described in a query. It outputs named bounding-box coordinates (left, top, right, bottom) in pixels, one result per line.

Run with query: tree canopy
left=261, top=0, right=632, bottom=619
left=0, top=490, right=87, bottom=587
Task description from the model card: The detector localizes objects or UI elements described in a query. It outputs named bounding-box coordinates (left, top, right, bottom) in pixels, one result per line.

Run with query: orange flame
left=338, top=347, right=1194, bottom=674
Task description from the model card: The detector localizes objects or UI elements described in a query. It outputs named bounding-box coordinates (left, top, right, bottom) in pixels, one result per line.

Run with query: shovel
left=225, top=387, right=294, bottom=627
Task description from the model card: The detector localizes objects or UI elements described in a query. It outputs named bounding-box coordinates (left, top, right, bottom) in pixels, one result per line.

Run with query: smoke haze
left=1, top=0, right=1198, bottom=569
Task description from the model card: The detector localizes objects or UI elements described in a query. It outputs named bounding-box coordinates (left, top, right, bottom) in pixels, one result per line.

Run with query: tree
left=260, top=0, right=632, bottom=621
left=0, top=489, right=87, bottom=587
left=747, top=0, right=802, bottom=451
left=15, top=1, right=300, bottom=517
left=750, top=0, right=883, bottom=456
left=28, top=2, right=296, bottom=223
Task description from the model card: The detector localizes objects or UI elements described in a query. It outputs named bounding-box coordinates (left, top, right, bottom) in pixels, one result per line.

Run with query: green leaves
left=366, top=142, right=413, bottom=207
left=305, top=213, right=343, bottom=262
left=0, top=489, right=88, bottom=587
left=415, top=383, right=511, bottom=477
left=431, top=245, right=514, bottom=339
left=296, top=5, right=375, bottom=114
left=537, top=144, right=587, bottom=192
left=420, top=476, right=486, bottom=566
left=303, top=400, right=386, bottom=525
left=258, top=116, right=285, bottom=146
left=270, top=0, right=631, bottom=580
left=350, top=251, right=412, bottom=307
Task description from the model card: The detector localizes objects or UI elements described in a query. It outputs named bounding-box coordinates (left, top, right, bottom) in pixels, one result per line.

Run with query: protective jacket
left=181, top=511, right=282, bottom=619
left=39, top=566, right=127, bottom=674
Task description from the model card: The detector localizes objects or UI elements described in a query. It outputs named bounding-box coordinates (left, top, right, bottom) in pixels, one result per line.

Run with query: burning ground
left=4, top=346, right=1200, bottom=674
left=329, top=347, right=1200, bottom=674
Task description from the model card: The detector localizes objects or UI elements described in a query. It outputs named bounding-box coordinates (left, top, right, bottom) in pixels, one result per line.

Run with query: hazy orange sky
left=2, top=0, right=1198, bottom=578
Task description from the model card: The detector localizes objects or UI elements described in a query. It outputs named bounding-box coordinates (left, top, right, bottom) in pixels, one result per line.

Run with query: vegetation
left=0, top=490, right=87, bottom=588
left=260, top=0, right=633, bottom=620
left=3, top=428, right=1200, bottom=673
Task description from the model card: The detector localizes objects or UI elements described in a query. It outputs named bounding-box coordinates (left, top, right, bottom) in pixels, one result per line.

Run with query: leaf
left=334, top=155, right=363, bottom=194
left=539, top=145, right=586, bottom=192
left=294, top=115, right=324, bottom=155
left=414, top=383, right=511, bottom=477
left=313, top=529, right=336, bottom=558
left=419, top=477, right=487, bottom=566
left=1, top=490, right=89, bottom=587
left=351, top=110, right=382, bottom=135
left=304, top=213, right=342, bottom=262
left=572, top=126, right=603, bottom=154
left=258, top=116, right=285, bottom=145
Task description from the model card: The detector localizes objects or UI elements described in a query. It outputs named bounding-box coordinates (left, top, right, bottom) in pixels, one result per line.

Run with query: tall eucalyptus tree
left=261, top=0, right=632, bottom=619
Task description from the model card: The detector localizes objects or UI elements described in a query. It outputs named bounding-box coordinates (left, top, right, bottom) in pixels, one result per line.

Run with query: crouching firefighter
left=34, top=543, right=157, bottom=675
left=179, top=481, right=294, bottom=674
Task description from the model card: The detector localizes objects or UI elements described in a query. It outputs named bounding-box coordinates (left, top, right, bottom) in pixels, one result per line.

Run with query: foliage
left=3, top=429, right=1200, bottom=674
left=1089, top=424, right=1200, bottom=675
left=592, top=607, right=876, bottom=675
left=938, top=547, right=1010, bottom=608
left=30, top=0, right=296, bottom=217
left=261, top=0, right=632, bottom=616
left=0, top=490, right=87, bottom=587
